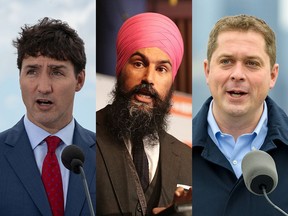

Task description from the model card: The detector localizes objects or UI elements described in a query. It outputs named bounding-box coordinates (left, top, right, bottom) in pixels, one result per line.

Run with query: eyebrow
left=48, top=64, right=68, bottom=70
left=23, top=64, right=68, bottom=70
left=131, top=51, right=172, bottom=67
left=218, top=54, right=263, bottom=61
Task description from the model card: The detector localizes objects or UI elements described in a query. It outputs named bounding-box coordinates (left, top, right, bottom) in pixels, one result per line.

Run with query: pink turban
left=116, top=12, right=184, bottom=80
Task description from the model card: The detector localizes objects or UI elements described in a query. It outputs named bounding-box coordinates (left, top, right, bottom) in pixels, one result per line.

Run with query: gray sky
left=0, top=0, right=95, bottom=132
left=193, top=0, right=288, bottom=115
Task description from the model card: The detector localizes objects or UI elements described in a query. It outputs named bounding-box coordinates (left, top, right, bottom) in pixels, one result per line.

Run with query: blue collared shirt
left=24, top=115, right=75, bottom=207
left=207, top=100, right=268, bottom=178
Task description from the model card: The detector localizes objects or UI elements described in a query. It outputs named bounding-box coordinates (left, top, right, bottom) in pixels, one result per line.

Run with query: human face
left=121, top=47, right=173, bottom=110
left=20, top=55, right=85, bottom=134
left=204, top=31, right=278, bottom=120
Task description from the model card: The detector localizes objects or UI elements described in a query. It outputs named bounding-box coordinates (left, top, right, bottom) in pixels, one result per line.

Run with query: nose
left=230, top=63, right=246, bottom=81
left=142, top=65, right=155, bottom=85
left=37, top=73, right=52, bottom=94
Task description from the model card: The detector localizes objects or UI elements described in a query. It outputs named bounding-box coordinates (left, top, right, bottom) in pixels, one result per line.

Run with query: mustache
left=130, top=82, right=160, bottom=100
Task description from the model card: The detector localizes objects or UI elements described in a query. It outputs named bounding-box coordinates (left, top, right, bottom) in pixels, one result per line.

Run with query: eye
left=133, top=61, right=145, bottom=68
left=246, top=60, right=260, bottom=67
left=157, top=66, right=168, bottom=73
left=26, top=69, right=38, bottom=76
left=51, top=70, right=64, bottom=76
left=220, top=59, right=232, bottom=65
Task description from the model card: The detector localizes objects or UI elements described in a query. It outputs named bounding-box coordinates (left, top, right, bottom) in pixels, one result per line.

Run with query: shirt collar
left=208, top=99, right=268, bottom=137
left=24, top=115, right=75, bottom=150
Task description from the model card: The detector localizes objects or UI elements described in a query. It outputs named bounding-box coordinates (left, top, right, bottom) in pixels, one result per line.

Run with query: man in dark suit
left=0, top=17, right=95, bottom=215
left=96, top=12, right=192, bottom=216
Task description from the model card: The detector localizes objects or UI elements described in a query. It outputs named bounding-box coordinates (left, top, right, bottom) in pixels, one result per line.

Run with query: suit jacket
left=96, top=105, right=192, bottom=216
left=0, top=117, right=96, bottom=216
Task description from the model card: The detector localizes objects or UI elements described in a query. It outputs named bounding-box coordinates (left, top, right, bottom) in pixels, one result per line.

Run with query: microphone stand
left=79, top=166, right=95, bottom=216
left=262, top=186, right=288, bottom=216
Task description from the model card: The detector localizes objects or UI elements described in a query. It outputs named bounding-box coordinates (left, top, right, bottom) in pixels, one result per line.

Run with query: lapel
left=4, top=118, right=52, bottom=216
left=65, top=121, right=96, bottom=216
left=158, top=131, right=182, bottom=204
left=96, top=107, right=131, bottom=213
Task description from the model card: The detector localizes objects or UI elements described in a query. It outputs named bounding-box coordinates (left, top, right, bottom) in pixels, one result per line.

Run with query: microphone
left=241, top=150, right=277, bottom=195
left=61, top=145, right=95, bottom=216
left=241, top=150, right=288, bottom=215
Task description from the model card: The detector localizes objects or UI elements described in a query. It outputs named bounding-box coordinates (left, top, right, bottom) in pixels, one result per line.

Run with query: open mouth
left=36, top=99, right=53, bottom=105
left=137, top=86, right=157, bottom=97
left=227, top=90, right=247, bottom=97
left=134, top=88, right=155, bottom=103
left=137, top=94, right=151, bottom=98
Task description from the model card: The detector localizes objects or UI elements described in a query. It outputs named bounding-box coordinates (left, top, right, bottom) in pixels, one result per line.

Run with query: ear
left=204, top=59, right=210, bottom=85
left=269, top=64, right=279, bottom=89
left=75, top=70, right=85, bottom=92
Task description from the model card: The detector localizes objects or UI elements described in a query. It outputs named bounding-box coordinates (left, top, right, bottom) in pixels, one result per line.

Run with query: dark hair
left=13, top=17, right=86, bottom=76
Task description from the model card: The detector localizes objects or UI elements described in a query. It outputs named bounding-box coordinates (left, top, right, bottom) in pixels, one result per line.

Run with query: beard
left=106, top=76, right=173, bottom=142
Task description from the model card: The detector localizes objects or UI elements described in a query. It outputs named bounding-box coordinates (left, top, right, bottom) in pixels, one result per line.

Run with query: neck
left=214, top=108, right=263, bottom=141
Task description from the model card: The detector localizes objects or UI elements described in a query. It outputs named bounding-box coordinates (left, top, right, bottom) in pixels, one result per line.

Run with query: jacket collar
left=193, top=96, right=288, bottom=150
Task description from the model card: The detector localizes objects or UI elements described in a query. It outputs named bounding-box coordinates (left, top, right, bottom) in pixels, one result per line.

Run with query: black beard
left=106, top=77, right=173, bottom=142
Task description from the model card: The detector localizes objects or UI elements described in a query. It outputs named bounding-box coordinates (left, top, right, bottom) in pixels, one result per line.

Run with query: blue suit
left=0, top=117, right=96, bottom=216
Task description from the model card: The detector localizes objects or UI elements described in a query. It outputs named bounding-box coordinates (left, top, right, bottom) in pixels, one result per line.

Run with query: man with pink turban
left=96, top=12, right=192, bottom=215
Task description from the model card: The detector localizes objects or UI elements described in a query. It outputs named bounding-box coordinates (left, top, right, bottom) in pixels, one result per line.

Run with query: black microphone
left=241, top=150, right=288, bottom=215
left=61, top=145, right=95, bottom=216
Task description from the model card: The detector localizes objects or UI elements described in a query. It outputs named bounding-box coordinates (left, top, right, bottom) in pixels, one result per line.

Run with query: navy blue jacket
left=193, top=96, right=288, bottom=216
left=0, top=117, right=96, bottom=215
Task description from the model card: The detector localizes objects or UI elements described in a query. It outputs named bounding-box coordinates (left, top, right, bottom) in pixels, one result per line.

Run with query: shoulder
left=74, top=120, right=96, bottom=146
left=0, top=128, right=11, bottom=143
left=161, top=131, right=186, bottom=145
left=96, top=105, right=110, bottom=125
left=265, top=97, right=288, bottom=143
left=193, top=97, right=212, bottom=122
left=0, top=118, right=25, bottom=140
left=160, top=131, right=191, bottom=155
left=266, top=97, right=288, bottom=125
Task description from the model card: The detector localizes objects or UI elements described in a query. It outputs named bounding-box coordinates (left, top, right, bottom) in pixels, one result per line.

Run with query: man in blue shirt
left=193, top=14, right=288, bottom=215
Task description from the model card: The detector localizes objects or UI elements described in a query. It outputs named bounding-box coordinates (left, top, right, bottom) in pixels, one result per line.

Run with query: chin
left=132, top=99, right=153, bottom=109
left=129, top=100, right=153, bottom=116
left=34, top=113, right=57, bottom=124
left=228, top=108, right=247, bottom=117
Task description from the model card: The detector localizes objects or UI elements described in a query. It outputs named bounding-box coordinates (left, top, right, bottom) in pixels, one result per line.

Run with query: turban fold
left=116, top=12, right=184, bottom=80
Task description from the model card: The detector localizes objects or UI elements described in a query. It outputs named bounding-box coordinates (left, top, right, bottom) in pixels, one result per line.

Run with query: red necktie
left=42, top=136, right=64, bottom=216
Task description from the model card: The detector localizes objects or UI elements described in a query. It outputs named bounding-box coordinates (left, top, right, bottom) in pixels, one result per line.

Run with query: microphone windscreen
left=241, top=150, right=278, bottom=195
left=61, top=145, right=85, bottom=174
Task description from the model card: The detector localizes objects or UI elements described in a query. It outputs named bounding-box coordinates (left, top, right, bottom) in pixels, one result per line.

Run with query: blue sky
left=0, top=0, right=95, bottom=132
